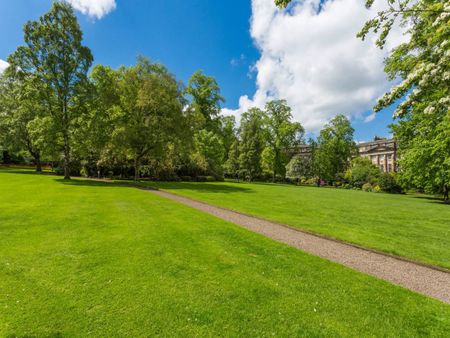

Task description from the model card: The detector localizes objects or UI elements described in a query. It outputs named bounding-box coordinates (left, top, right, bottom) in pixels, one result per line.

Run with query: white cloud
left=224, top=0, right=406, bottom=131
left=0, top=59, right=9, bottom=74
left=67, top=0, right=116, bottom=19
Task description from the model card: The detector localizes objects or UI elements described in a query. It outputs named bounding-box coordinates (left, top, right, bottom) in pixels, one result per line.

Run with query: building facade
left=358, top=137, right=397, bottom=173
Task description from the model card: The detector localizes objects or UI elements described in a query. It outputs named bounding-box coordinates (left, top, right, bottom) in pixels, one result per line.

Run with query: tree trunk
left=444, top=184, right=449, bottom=204
left=63, top=132, right=71, bottom=180
left=134, top=156, right=140, bottom=182
left=35, top=155, right=42, bottom=172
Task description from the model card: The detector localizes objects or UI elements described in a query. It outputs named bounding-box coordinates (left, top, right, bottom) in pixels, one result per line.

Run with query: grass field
left=141, top=180, right=450, bottom=270
left=1, top=169, right=450, bottom=336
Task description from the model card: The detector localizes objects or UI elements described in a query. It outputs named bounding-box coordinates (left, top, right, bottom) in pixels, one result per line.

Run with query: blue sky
left=0, top=0, right=399, bottom=141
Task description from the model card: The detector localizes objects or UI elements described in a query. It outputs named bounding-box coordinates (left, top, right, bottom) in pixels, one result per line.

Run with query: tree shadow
left=412, top=195, right=448, bottom=205
left=148, top=182, right=254, bottom=194
left=55, top=178, right=124, bottom=188
left=0, top=168, right=53, bottom=176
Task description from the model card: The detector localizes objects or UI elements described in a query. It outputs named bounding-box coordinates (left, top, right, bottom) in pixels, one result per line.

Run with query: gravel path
left=148, top=188, right=450, bottom=304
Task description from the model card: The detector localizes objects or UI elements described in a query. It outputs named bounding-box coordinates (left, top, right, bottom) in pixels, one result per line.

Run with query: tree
left=115, top=57, right=186, bottom=181
left=77, top=64, right=121, bottom=177
left=239, top=108, right=267, bottom=181
left=186, top=70, right=224, bottom=133
left=219, top=115, right=238, bottom=161
left=359, top=0, right=450, bottom=201
left=0, top=70, right=45, bottom=171
left=261, top=146, right=276, bottom=180
left=224, top=140, right=240, bottom=180
left=286, top=155, right=313, bottom=182
left=8, top=2, right=93, bottom=179
left=315, top=115, right=356, bottom=185
left=265, top=100, right=304, bottom=179
left=193, top=129, right=225, bottom=178
left=392, top=109, right=449, bottom=201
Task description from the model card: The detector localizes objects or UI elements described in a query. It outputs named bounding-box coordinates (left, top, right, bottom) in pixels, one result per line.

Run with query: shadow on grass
left=412, top=194, right=448, bottom=205
left=0, top=168, right=53, bottom=176
left=146, top=181, right=254, bottom=194
left=56, top=178, right=124, bottom=188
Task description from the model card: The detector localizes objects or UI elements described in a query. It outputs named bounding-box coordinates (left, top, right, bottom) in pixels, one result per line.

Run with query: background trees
left=238, top=108, right=267, bottom=181
left=265, top=100, right=304, bottom=180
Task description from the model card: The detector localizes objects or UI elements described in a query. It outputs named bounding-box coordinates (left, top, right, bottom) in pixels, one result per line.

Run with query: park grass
left=1, top=169, right=449, bottom=336
left=140, top=180, right=450, bottom=270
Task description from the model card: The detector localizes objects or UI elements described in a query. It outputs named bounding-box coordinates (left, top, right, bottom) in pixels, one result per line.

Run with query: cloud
left=224, top=0, right=406, bottom=131
left=0, top=59, right=9, bottom=74
left=66, top=0, right=116, bottom=19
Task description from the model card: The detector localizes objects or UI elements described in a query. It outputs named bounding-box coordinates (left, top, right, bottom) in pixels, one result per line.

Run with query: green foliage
left=345, top=157, right=381, bottom=188
left=186, top=70, right=224, bottom=133
left=238, top=108, right=267, bottom=181
left=265, top=100, right=304, bottom=178
left=379, top=172, right=403, bottom=194
left=8, top=1, right=93, bottom=179
left=224, top=140, right=240, bottom=179
left=362, top=183, right=373, bottom=192
left=193, top=129, right=225, bottom=179
left=115, top=57, right=186, bottom=181
left=286, top=155, right=312, bottom=181
left=359, top=0, right=450, bottom=201
left=315, top=115, right=356, bottom=184
left=274, top=0, right=292, bottom=8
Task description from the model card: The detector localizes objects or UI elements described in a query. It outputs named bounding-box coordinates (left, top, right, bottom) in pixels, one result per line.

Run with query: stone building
left=358, top=137, right=397, bottom=173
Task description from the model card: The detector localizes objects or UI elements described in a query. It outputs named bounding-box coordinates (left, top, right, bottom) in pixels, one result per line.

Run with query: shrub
left=362, top=183, right=373, bottom=192
left=373, top=185, right=382, bottom=193
left=180, top=176, right=192, bottom=182
left=347, top=157, right=381, bottom=188
left=379, top=173, right=403, bottom=193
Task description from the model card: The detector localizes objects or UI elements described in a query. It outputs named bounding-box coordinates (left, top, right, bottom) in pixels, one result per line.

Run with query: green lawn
left=141, top=180, right=450, bottom=270
left=1, top=169, right=449, bottom=336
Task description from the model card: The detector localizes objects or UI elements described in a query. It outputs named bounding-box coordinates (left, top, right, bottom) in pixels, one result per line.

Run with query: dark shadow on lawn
left=57, top=179, right=253, bottom=194
left=0, top=168, right=54, bottom=176
left=412, top=194, right=448, bottom=205
left=151, top=182, right=253, bottom=194
left=56, top=178, right=124, bottom=188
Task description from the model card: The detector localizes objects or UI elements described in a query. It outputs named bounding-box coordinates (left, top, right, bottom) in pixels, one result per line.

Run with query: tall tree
left=239, top=108, right=267, bottom=181
left=8, top=2, right=93, bottom=179
left=77, top=64, right=121, bottom=176
left=315, top=115, right=356, bottom=185
left=115, top=57, right=186, bottom=181
left=265, top=100, right=304, bottom=179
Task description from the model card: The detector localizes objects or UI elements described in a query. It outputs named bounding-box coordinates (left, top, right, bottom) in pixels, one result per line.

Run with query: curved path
left=147, top=188, right=450, bottom=304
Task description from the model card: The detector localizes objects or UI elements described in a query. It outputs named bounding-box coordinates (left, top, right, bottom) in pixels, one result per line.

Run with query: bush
left=180, top=176, right=192, bottom=182
left=362, top=183, right=373, bottom=192
left=347, top=157, right=381, bottom=188
left=379, top=173, right=403, bottom=194
left=373, top=185, right=382, bottom=193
